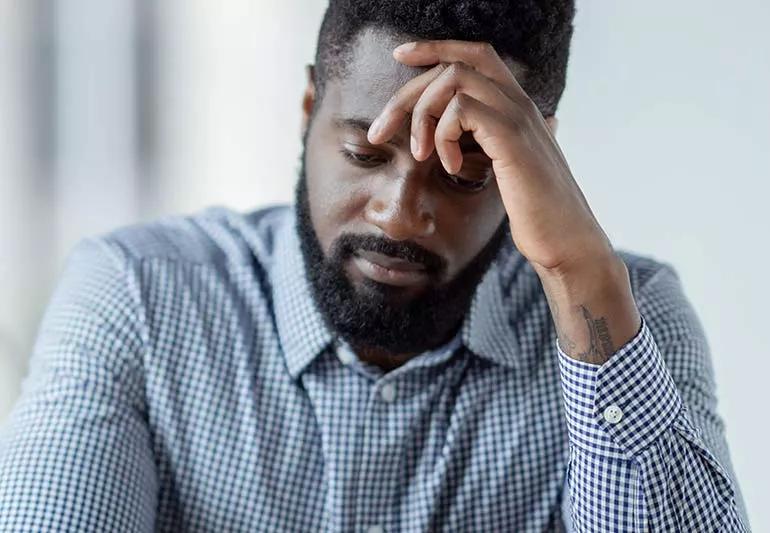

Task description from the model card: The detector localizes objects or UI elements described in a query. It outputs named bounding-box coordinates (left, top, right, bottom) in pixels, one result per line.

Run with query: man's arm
left=366, top=38, right=749, bottom=531
left=0, top=238, right=158, bottom=532
left=551, top=258, right=749, bottom=531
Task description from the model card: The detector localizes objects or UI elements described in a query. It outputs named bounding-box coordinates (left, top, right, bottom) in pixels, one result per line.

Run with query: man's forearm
left=534, top=252, right=642, bottom=365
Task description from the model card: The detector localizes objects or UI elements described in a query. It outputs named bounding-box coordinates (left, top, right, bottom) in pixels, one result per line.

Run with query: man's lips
left=356, top=250, right=426, bottom=271
left=352, top=249, right=429, bottom=287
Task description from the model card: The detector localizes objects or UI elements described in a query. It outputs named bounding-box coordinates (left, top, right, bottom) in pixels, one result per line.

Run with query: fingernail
left=368, top=117, right=381, bottom=140
left=410, top=135, right=419, bottom=157
left=394, top=42, right=417, bottom=54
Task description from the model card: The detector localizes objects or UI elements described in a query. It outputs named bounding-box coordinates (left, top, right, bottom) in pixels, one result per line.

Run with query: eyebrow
left=333, top=116, right=402, bottom=147
left=332, top=114, right=486, bottom=155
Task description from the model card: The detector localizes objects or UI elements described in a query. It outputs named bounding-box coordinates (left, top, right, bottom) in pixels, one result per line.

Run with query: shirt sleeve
left=556, top=262, right=749, bottom=532
left=0, top=237, right=158, bottom=532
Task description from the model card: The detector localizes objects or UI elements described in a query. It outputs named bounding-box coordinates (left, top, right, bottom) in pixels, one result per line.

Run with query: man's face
left=296, top=28, right=511, bottom=355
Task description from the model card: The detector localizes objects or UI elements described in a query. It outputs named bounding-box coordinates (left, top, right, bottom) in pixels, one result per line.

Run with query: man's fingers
left=411, top=61, right=512, bottom=161
left=370, top=38, right=537, bottom=167
left=367, top=63, right=447, bottom=144
left=434, top=92, right=510, bottom=176
left=393, top=39, right=525, bottom=99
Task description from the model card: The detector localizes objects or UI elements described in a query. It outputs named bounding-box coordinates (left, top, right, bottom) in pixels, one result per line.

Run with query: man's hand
left=367, top=39, right=641, bottom=364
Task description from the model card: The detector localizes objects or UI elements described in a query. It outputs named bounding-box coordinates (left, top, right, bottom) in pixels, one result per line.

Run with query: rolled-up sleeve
left=0, top=238, right=157, bottom=532
left=557, top=262, right=749, bottom=532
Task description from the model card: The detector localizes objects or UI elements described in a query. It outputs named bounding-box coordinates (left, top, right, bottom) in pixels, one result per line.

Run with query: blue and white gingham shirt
left=0, top=205, right=749, bottom=532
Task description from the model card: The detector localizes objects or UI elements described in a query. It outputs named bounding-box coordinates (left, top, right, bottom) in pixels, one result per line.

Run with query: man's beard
left=294, top=149, right=511, bottom=356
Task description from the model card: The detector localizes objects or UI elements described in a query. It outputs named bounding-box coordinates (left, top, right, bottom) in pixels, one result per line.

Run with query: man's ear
left=545, top=115, right=559, bottom=136
left=301, top=64, right=316, bottom=139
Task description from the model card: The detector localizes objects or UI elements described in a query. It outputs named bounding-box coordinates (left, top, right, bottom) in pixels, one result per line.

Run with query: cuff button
left=603, top=405, right=623, bottom=424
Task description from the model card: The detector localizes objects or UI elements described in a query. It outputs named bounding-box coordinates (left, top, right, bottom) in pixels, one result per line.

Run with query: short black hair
left=314, top=0, right=576, bottom=117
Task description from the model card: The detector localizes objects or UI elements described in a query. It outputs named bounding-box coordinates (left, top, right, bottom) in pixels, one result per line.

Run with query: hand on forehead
left=333, top=28, right=527, bottom=147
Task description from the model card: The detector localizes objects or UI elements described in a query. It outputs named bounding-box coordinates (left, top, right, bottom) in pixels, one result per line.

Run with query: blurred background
left=1, top=0, right=768, bottom=529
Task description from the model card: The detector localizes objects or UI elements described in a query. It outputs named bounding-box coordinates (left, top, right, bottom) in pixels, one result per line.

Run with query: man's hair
left=314, top=0, right=576, bottom=117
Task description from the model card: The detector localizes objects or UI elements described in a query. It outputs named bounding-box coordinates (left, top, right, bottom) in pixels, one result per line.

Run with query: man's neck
left=349, top=322, right=463, bottom=372
left=353, top=344, right=419, bottom=372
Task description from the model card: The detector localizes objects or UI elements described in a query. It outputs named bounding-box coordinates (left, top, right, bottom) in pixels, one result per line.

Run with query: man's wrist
left=535, top=251, right=641, bottom=364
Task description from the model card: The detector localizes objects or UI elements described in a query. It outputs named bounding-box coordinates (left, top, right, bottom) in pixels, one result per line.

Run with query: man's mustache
left=330, top=232, right=446, bottom=277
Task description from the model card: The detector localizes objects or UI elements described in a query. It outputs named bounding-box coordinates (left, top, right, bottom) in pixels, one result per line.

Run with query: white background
left=1, top=1, right=767, bottom=529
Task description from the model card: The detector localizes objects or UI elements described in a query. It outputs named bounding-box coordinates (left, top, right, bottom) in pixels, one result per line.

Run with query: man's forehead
left=333, top=28, right=428, bottom=119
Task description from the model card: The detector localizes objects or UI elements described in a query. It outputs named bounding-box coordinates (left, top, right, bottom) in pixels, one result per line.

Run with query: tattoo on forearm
left=551, top=297, right=576, bottom=353
left=576, top=305, right=615, bottom=364
left=552, top=301, right=616, bottom=363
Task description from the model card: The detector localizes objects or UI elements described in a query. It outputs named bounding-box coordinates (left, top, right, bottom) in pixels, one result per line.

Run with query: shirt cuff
left=557, top=315, right=683, bottom=459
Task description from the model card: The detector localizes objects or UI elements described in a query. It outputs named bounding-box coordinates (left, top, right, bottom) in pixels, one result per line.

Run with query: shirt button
left=603, top=405, right=623, bottom=424
left=379, top=383, right=396, bottom=403
left=367, top=526, right=385, bottom=533
left=337, top=348, right=354, bottom=365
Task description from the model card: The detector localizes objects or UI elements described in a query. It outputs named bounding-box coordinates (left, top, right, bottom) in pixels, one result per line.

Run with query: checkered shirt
left=0, top=205, right=749, bottom=532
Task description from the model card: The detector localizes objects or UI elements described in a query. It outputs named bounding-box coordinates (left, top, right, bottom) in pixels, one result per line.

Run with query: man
left=0, top=1, right=749, bottom=531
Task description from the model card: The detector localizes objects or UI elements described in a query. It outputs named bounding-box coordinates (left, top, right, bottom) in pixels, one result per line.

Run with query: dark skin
left=301, top=28, right=641, bottom=369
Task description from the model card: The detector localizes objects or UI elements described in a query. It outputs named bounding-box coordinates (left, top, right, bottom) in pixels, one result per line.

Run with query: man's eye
left=444, top=173, right=491, bottom=193
left=340, top=147, right=490, bottom=192
left=339, top=149, right=386, bottom=167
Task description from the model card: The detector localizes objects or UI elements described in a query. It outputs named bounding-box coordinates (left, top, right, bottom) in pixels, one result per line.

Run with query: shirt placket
left=352, top=375, right=404, bottom=533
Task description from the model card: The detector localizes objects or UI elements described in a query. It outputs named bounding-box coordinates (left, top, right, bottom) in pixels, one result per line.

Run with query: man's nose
left=363, top=176, right=436, bottom=241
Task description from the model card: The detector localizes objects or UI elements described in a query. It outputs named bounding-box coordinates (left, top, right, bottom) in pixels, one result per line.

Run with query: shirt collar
left=269, top=208, right=531, bottom=380
left=459, top=244, right=534, bottom=371
left=270, top=209, right=335, bottom=379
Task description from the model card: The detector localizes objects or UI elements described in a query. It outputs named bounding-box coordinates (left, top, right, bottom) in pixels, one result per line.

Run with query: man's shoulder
left=95, top=203, right=293, bottom=270
left=615, top=248, right=682, bottom=299
left=615, top=248, right=677, bottom=280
